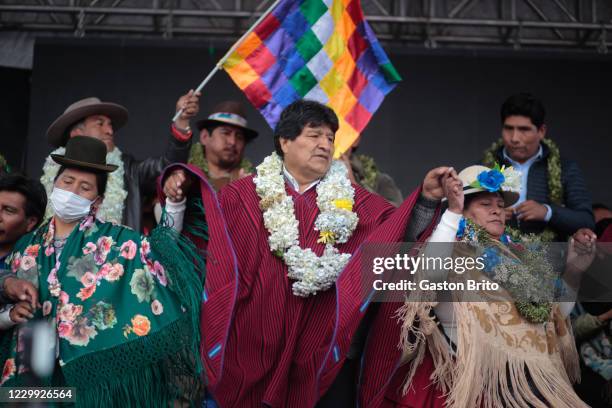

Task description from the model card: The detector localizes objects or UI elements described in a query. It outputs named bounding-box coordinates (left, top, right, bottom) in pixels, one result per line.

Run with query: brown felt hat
left=51, top=136, right=118, bottom=173
left=196, top=101, right=258, bottom=141
left=47, top=97, right=129, bottom=147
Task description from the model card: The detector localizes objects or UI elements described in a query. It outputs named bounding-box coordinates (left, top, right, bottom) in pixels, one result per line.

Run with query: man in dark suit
left=483, top=93, right=595, bottom=240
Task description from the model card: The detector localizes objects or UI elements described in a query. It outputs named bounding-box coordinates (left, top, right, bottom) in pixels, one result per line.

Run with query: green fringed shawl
left=0, top=214, right=206, bottom=407
left=150, top=197, right=208, bottom=372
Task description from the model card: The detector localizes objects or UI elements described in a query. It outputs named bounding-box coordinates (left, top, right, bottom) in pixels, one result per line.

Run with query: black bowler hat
left=51, top=136, right=118, bottom=173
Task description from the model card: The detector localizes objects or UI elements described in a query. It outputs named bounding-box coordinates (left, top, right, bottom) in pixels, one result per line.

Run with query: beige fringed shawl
left=397, top=242, right=586, bottom=408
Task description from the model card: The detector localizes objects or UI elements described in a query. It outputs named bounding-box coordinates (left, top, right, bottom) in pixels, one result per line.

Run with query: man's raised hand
left=163, top=169, right=192, bottom=202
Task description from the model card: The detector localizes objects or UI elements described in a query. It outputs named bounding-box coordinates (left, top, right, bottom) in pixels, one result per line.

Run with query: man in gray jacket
left=41, top=91, right=200, bottom=232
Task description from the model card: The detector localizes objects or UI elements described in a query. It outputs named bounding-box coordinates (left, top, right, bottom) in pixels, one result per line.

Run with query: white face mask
left=50, top=187, right=95, bottom=223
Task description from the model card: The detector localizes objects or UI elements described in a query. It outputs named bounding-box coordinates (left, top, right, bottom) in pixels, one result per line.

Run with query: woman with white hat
left=388, top=164, right=591, bottom=408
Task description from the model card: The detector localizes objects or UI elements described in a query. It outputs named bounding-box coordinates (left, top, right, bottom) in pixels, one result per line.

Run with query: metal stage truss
left=1, top=0, right=611, bottom=53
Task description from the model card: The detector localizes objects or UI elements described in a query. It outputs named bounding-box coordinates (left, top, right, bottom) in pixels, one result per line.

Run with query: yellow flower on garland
left=333, top=199, right=353, bottom=211
left=318, top=230, right=336, bottom=245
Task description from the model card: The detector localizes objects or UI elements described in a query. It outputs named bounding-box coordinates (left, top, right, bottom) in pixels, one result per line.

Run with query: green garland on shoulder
left=541, top=138, right=563, bottom=205
left=460, top=218, right=553, bottom=324
left=483, top=138, right=563, bottom=242
left=515, top=301, right=553, bottom=324
left=355, top=154, right=378, bottom=191
left=188, top=143, right=254, bottom=176
left=505, top=225, right=555, bottom=244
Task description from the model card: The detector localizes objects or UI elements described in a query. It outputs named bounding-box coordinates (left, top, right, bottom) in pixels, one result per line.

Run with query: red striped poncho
left=161, top=164, right=437, bottom=407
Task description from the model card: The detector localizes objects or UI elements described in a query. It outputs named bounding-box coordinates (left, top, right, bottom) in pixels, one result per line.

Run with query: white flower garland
left=41, top=146, right=127, bottom=224
left=254, top=152, right=359, bottom=297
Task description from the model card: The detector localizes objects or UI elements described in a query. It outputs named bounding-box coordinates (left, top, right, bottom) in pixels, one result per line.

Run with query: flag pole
left=172, top=0, right=283, bottom=122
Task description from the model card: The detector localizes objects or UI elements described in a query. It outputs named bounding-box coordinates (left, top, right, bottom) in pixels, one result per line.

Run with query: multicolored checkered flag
left=222, top=0, right=401, bottom=156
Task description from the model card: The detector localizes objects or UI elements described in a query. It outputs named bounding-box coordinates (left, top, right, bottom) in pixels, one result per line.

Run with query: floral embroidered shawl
left=0, top=215, right=205, bottom=406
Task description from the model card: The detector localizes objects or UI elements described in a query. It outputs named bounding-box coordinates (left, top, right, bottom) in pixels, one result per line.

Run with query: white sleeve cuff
left=164, top=197, right=186, bottom=232
left=429, top=209, right=462, bottom=243
left=0, top=305, right=16, bottom=330
left=165, top=197, right=187, bottom=212
left=544, top=204, right=553, bottom=222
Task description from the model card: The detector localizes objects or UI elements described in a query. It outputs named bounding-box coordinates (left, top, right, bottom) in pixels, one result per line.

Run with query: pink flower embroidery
left=57, top=321, right=74, bottom=338
left=153, top=261, right=167, bottom=287
left=79, top=215, right=94, bottom=231
left=42, top=301, right=52, bottom=316
left=97, top=263, right=111, bottom=279
left=25, top=244, right=40, bottom=257
left=105, top=263, right=124, bottom=282
left=94, top=236, right=114, bottom=265
left=76, top=285, right=96, bottom=301
left=10, top=254, right=21, bottom=273
left=20, top=256, right=36, bottom=271
left=63, top=318, right=97, bottom=346
left=59, top=291, right=69, bottom=306
left=58, top=303, right=83, bottom=322
left=45, top=246, right=55, bottom=257
left=151, top=300, right=164, bottom=315
left=49, top=284, right=61, bottom=298
left=120, top=240, right=137, bottom=260
left=140, top=238, right=151, bottom=263
left=94, top=253, right=105, bottom=265
left=82, top=242, right=97, bottom=255
left=80, top=272, right=97, bottom=287
left=1, top=358, right=16, bottom=385
left=47, top=267, right=58, bottom=285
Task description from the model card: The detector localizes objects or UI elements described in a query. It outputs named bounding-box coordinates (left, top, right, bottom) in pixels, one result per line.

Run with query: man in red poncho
left=161, top=100, right=449, bottom=407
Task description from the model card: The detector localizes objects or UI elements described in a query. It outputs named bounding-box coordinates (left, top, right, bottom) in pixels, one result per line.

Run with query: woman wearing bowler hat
left=1, top=136, right=205, bottom=406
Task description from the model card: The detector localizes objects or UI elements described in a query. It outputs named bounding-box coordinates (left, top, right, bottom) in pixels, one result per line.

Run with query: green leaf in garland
left=515, top=301, right=552, bottom=324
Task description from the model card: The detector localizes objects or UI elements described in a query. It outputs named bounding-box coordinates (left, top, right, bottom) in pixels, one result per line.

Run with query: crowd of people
left=0, top=91, right=610, bottom=407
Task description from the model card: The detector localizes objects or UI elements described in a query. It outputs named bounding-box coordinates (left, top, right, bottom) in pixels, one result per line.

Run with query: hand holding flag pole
left=172, top=0, right=283, bottom=122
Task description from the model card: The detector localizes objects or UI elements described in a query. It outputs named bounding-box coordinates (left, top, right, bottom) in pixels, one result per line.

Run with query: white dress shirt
left=503, top=146, right=552, bottom=222
left=283, top=165, right=320, bottom=194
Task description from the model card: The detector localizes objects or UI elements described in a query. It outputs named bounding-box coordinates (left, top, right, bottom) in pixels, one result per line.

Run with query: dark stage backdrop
left=26, top=38, right=612, bottom=206
left=1, top=67, right=30, bottom=172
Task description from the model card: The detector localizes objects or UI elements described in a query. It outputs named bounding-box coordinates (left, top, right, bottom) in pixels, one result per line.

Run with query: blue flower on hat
left=476, top=169, right=505, bottom=192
